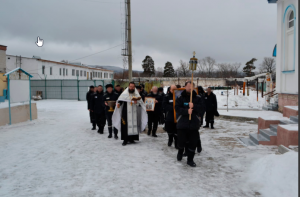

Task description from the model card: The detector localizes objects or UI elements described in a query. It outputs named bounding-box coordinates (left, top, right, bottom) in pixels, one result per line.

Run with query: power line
left=70, top=43, right=123, bottom=61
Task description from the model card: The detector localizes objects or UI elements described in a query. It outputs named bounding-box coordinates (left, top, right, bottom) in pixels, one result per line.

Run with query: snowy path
left=0, top=100, right=285, bottom=197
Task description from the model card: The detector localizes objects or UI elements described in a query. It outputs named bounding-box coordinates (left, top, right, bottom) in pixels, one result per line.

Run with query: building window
left=80, top=70, right=83, bottom=76
left=66, top=69, right=68, bottom=76
left=60, top=68, right=62, bottom=76
left=72, top=69, right=75, bottom=76
left=100, top=72, right=102, bottom=78
left=42, top=66, right=45, bottom=75
left=76, top=70, right=79, bottom=76
left=93, top=72, right=95, bottom=77
left=288, top=11, right=294, bottom=29
left=84, top=71, right=86, bottom=77
left=104, top=73, right=108, bottom=78
left=63, top=68, right=65, bottom=76
left=50, top=67, right=52, bottom=75
left=110, top=74, right=113, bottom=78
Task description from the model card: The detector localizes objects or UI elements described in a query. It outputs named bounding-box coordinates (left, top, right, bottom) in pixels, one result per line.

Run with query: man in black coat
left=103, top=84, right=119, bottom=139
left=91, top=85, right=106, bottom=134
left=163, top=85, right=178, bottom=148
left=136, top=85, right=145, bottom=101
left=114, top=84, right=122, bottom=97
left=196, top=86, right=206, bottom=153
left=140, top=84, right=148, bottom=97
left=86, top=86, right=96, bottom=130
left=204, top=87, right=218, bottom=129
left=158, top=87, right=165, bottom=125
left=175, top=81, right=204, bottom=167
left=146, top=86, right=163, bottom=137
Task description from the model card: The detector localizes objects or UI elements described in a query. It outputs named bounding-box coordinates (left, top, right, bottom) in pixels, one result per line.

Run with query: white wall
left=6, top=55, right=114, bottom=80
left=276, top=0, right=298, bottom=94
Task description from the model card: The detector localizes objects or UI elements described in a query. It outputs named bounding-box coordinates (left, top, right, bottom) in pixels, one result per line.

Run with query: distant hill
left=88, top=65, right=142, bottom=73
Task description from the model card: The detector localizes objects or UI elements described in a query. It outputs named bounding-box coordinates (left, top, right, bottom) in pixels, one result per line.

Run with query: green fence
left=31, top=79, right=114, bottom=101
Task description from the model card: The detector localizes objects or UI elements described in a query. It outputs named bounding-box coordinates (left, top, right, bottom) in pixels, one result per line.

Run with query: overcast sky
left=0, top=0, right=277, bottom=71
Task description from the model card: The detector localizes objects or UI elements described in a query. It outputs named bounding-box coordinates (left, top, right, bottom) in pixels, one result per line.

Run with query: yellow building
left=0, top=45, right=7, bottom=98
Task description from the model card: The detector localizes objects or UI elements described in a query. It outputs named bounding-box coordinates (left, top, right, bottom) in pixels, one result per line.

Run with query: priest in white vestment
left=112, top=82, right=148, bottom=146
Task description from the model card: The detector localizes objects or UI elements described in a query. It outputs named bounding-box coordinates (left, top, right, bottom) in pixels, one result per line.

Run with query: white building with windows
left=5, top=55, right=114, bottom=80
left=268, top=0, right=298, bottom=112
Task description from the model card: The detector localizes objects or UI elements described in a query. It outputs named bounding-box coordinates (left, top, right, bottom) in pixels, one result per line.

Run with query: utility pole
left=127, top=0, right=132, bottom=81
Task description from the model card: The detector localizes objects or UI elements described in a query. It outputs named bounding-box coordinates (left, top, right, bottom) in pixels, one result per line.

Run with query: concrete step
left=279, top=120, right=298, bottom=125
left=259, top=129, right=277, bottom=140
left=239, top=137, right=256, bottom=146
left=270, top=124, right=278, bottom=133
left=290, top=116, right=298, bottom=123
left=249, top=133, right=269, bottom=145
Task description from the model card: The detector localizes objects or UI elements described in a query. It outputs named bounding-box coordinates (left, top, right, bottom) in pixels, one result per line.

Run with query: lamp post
left=188, top=51, right=198, bottom=120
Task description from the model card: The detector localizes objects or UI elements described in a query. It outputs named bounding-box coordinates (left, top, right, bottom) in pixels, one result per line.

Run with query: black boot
left=122, top=140, right=127, bottom=146
left=211, top=122, right=214, bottom=129
left=187, top=150, right=196, bottom=167
left=203, top=123, right=209, bottom=128
left=98, top=126, right=104, bottom=134
left=177, top=149, right=184, bottom=161
left=147, top=129, right=151, bottom=136
left=197, top=140, right=202, bottom=153
left=108, top=127, right=113, bottom=138
left=168, top=134, right=173, bottom=147
left=114, top=134, right=118, bottom=139
left=114, top=128, right=118, bottom=139
left=152, top=129, right=157, bottom=137
left=92, top=122, right=96, bottom=130
left=183, top=143, right=189, bottom=157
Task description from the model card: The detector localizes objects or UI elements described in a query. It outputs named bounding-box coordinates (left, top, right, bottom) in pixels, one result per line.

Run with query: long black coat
left=175, top=90, right=204, bottom=130
left=204, top=92, right=217, bottom=112
left=91, top=91, right=105, bottom=114
left=197, top=92, right=206, bottom=117
left=86, top=91, right=94, bottom=110
left=163, top=92, right=175, bottom=122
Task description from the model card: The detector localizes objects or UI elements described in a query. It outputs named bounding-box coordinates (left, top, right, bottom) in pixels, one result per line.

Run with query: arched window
left=283, top=5, right=296, bottom=73
left=288, top=11, right=294, bottom=29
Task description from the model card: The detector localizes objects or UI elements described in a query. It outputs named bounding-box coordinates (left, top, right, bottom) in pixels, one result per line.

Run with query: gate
left=31, top=79, right=114, bottom=101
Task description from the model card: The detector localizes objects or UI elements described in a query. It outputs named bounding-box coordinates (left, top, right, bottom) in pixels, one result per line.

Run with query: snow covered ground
left=0, top=100, right=297, bottom=197
left=163, top=87, right=266, bottom=110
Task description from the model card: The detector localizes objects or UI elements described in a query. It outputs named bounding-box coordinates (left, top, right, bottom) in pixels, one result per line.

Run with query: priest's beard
left=128, top=89, right=135, bottom=94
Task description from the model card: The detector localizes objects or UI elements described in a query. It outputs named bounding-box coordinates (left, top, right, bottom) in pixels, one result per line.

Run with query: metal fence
left=31, top=79, right=114, bottom=101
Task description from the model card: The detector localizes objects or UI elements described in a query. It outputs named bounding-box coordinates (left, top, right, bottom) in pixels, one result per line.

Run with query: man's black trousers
left=177, top=129, right=198, bottom=152
left=106, top=112, right=118, bottom=135
left=148, top=115, right=159, bottom=133
left=95, top=113, right=106, bottom=132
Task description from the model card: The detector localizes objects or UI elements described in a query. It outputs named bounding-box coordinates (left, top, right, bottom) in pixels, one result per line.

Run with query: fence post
left=61, top=80, right=63, bottom=99
left=77, top=76, right=80, bottom=101
left=45, top=76, right=47, bottom=99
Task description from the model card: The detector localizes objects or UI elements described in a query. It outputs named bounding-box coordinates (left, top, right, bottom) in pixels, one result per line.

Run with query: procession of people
left=86, top=81, right=218, bottom=167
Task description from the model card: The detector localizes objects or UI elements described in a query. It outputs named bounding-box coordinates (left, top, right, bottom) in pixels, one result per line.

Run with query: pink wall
left=278, top=93, right=298, bottom=112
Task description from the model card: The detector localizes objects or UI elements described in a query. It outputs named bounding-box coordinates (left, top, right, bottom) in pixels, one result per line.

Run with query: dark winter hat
left=141, top=84, right=145, bottom=88
left=115, top=84, right=120, bottom=87
left=158, top=87, right=163, bottom=92
left=136, top=85, right=141, bottom=90
left=105, top=84, right=113, bottom=89
left=89, top=85, right=95, bottom=89
left=98, top=85, right=103, bottom=87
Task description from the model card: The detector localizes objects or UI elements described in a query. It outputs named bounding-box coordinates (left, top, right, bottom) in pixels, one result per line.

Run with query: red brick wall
left=278, top=93, right=298, bottom=112
left=0, top=45, right=7, bottom=51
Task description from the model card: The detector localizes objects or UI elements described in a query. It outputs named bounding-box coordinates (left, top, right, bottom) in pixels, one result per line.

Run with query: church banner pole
left=189, top=51, right=198, bottom=121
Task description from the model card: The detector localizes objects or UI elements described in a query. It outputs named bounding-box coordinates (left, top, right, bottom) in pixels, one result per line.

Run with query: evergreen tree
left=163, top=61, right=175, bottom=77
left=142, top=55, right=155, bottom=77
left=243, top=58, right=257, bottom=77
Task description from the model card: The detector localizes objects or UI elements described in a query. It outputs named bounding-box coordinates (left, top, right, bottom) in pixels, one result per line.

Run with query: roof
left=37, top=59, right=113, bottom=72
left=4, top=67, right=33, bottom=78
left=6, top=54, right=113, bottom=72
left=267, top=0, right=278, bottom=3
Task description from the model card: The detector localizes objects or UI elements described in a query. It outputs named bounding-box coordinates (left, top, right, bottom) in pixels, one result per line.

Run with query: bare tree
left=259, top=57, right=276, bottom=74
left=199, top=57, right=216, bottom=77
left=176, top=60, right=191, bottom=77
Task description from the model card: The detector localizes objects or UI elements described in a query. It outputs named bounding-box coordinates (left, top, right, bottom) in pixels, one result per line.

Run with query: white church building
left=268, top=0, right=298, bottom=112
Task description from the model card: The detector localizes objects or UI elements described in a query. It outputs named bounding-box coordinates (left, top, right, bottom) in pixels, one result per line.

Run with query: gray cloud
left=0, top=0, right=277, bottom=71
